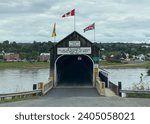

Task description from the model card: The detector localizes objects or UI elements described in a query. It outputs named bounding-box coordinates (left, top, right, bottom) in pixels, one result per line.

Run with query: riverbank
left=0, top=61, right=150, bottom=69
left=0, top=62, right=49, bottom=69
left=100, top=61, right=150, bottom=69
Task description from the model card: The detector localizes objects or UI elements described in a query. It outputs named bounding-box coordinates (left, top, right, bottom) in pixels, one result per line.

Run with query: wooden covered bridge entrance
left=50, top=31, right=100, bottom=87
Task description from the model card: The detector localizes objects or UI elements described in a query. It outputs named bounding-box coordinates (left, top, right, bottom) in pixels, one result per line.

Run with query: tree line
left=0, top=40, right=53, bottom=60
left=97, top=42, right=150, bottom=59
left=0, top=40, right=150, bottom=60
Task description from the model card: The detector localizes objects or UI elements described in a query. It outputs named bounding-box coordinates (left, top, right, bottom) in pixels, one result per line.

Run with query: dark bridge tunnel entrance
left=55, top=55, right=94, bottom=86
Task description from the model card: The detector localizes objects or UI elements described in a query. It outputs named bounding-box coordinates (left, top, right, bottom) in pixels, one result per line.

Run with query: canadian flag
left=62, top=9, right=75, bottom=18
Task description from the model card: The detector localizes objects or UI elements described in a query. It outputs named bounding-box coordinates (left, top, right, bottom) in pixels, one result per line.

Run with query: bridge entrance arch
left=55, top=54, right=94, bottom=86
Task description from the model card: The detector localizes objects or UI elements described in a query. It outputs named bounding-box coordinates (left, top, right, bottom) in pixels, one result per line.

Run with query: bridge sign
left=57, top=47, right=91, bottom=55
left=69, top=41, right=80, bottom=47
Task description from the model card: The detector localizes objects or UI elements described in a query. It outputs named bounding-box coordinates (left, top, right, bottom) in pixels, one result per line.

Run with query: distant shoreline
left=0, top=62, right=49, bottom=69
left=100, top=61, right=150, bottom=69
left=0, top=61, right=150, bottom=69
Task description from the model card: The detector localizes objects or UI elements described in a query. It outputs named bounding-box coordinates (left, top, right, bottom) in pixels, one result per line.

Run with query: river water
left=0, top=68, right=150, bottom=93
left=106, top=68, right=150, bottom=90
left=0, top=69, right=49, bottom=93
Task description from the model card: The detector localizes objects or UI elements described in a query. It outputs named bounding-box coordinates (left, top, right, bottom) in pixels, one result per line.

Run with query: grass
left=0, top=61, right=150, bottom=69
left=0, top=96, right=38, bottom=104
left=127, top=93, right=150, bottom=98
left=0, top=62, right=49, bottom=69
left=100, top=61, right=150, bottom=69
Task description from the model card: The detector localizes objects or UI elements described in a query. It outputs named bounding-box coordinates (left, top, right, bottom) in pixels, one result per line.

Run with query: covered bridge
left=50, top=31, right=100, bottom=87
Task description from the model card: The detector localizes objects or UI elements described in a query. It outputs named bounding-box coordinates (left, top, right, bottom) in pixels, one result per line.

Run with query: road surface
left=0, top=88, right=150, bottom=107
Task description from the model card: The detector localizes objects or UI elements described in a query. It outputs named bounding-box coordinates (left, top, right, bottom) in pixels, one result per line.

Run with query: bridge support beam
left=96, top=77, right=105, bottom=96
left=93, top=64, right=99, bottom=87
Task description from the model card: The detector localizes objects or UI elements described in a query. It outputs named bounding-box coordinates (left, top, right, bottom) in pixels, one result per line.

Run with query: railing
left=98, top=70, right=122, bottom=96
left=120, top=90, right=150, bottom=93
left=109, top=81, right=122, bottom=96
left=120, top=90, right=150, bottom=98
left=0, top=90, right=41, bottom=101
left=38, top=80, right=53, bottom=95
left=96, top=77, right=105, bottom=96
left=99, top=71, right=108, bottom=88
left=109, top=81, right=119, bottom=95
left=0, top=79, right=53, bottom=102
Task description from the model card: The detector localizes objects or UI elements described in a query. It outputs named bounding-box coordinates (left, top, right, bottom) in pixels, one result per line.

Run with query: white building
left=39, top=53, right=50, bottom=62
left=136, top=54, right=145, bottom=61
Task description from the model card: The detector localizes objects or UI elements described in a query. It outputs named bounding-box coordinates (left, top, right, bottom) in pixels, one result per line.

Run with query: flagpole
left=52, top=23, right=56, bottom=83
left=54, top=36, right=56, bottom=43
left=74, top=10, right=76, bottom=31
left=94, top=23, right=95, bottom=42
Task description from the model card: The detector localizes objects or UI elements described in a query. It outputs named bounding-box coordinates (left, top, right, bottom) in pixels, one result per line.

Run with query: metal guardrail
left=0, top=79, right=53, bottom=102
left=120, top=90, right=150, bottom=98
left=0, top=90, right=42, bottom=101
left=120, top=90, right=150, bottom=94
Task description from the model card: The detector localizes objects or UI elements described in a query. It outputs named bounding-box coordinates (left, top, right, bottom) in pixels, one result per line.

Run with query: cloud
left=0, top=0, right=150, bottom=43
left=144, top=33, right=150, bottom=37
left=0, top=0, right=58, bottom=14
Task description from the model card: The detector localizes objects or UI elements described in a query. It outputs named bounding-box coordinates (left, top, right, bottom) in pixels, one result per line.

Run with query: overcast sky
left=0, top=0, right=150, bottom=43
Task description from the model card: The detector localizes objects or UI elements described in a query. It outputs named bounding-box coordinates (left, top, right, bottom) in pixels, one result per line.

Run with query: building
left=4, top=53, right=20, bottom=61
left=136, top=54, right=145, bottom=61
left=39, top=53, right=50, bottom=62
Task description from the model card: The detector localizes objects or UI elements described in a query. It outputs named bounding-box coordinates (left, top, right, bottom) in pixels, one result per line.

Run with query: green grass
left=100, top=61, right=150, bottom=69
left=127, top=93, right=150, bottom=98
left=0, top=61, right=150, bottom=69
left=0, top=62, right=49, bottom=69
left=0, top=96, right=38, bottom=104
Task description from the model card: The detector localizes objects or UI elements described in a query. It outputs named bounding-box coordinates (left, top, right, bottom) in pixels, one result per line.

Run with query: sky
left=0, top=0, right=150, bottom=43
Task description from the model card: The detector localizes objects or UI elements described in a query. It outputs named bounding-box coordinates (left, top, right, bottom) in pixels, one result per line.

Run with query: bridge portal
left=50, top=31, right=99, bottom=87
left=55, top=55, right=94, bottom=86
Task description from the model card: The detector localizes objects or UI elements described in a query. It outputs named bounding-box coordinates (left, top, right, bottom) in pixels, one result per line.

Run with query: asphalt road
left=0, top=88, right=150, bottom=107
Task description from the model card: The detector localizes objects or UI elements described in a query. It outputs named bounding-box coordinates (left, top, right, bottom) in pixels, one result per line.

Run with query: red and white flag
left=62, top=9, right=75, bottom=18
left=84, top=23, right=95, bottom=32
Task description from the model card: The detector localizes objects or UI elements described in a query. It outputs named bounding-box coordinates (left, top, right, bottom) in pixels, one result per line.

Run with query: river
left=0, top=68, right=150, bottom=93
left=0, top=69, right=49, bottom=93
left=106, top=68, right=150, bottom=90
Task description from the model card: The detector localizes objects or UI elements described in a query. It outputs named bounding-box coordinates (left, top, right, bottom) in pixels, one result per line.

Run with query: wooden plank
left=105, top=88, right=116, bottom=97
